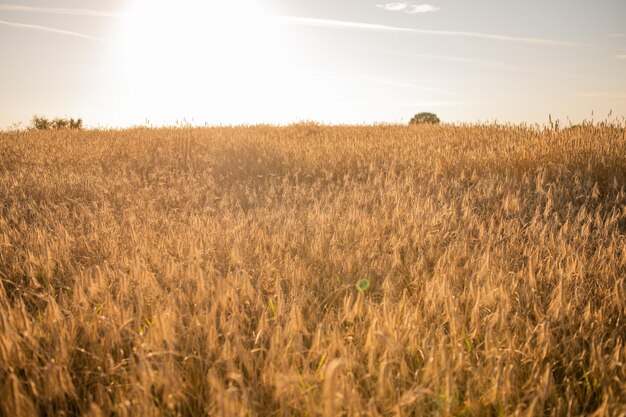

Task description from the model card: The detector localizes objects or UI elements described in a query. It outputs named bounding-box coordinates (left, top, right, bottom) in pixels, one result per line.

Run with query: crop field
left=0, top=124, right=625, bottom=416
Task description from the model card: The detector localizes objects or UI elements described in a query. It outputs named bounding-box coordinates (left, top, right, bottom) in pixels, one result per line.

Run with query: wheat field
left=0, top=124, right=625, bottom=416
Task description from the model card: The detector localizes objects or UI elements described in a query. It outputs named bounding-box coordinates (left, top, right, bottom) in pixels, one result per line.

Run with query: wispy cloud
left=377, top=2, right=410, bottom=12
left=272, top=16, right=587, bottom=46
left=0, top=4, right=123, bottom=18
left=615, top=54, right=626, bottom=60
left=364, top=76, right=458, bottom=96
left=307, top=70, right=459, bottom=96
left=394, top=100, right=469, bottom=107
left=389, top=52, right=486, bottom=65
left=406, top=5, right=440, bottom=14
left=377, top=3, right=440, bottom=14
left=331, top=99, right=466, bottom=107
left=387, top=51, right=612, bottom=81
left=0, top=19, right=105, bottom=41
left=575, top=92, right=626, bottom=100
left=608, top=33, right=624, bottom=38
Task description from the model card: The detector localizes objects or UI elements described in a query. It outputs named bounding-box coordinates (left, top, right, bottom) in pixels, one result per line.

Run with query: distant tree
left=32, top=115, right=52, bottom=130
left=68, top=118, right=83, bottom=129
left=52, top=118, right=69, bottom=130
left=31, top=115, right=83, bottom=131
left=410, top=112, right=441, bottom=125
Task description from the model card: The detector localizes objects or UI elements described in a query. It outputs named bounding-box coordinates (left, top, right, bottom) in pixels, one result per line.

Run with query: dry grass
left=0, top=123, right=625, bottom=416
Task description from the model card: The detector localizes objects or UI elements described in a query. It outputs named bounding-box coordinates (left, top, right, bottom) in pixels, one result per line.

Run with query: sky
left=0, top=0, right=625, bottom=128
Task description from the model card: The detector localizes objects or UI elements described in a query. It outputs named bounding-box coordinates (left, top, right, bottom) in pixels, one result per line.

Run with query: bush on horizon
left=410, top=112, right=441, bottom=125
left=31, top=115, right=83, bottom=131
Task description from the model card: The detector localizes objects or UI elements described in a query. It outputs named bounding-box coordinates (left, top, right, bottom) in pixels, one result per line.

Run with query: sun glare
left=123, top=0, right=288, bottom=124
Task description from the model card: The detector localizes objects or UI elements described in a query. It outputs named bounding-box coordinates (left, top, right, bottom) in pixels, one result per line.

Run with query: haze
left=1, top=0, right=625, bottom=128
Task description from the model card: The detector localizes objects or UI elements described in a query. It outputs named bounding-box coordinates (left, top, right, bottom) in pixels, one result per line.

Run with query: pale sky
left=1, top=0, right=625, bottom=128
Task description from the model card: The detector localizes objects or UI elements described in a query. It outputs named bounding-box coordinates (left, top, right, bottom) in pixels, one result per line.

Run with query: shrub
left=410, top=112, right=441, bottom=125
left=31, top=115, right=52, bottom=130
left=31, top=115, right=83, bottom=130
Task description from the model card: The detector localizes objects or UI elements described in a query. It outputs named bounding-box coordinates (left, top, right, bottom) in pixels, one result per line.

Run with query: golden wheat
left=0, top=123, right=625, bottom=416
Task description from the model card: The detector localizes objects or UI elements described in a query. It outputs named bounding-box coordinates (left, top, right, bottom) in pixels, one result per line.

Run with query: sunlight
left=123, top=0, right=288, bottom=124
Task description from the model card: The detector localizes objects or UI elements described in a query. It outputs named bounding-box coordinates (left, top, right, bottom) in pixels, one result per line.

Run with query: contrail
left=363, top=76, right=459, bottom=96
left=304, top=70, right=460, bottom=96
left=0, top=4, right=123, bottom=18
left=575, top=92, right=626, bottom=99
left=272, top=16, right=588, bottom=47
left=0, top=19, right=106, bottom=41
left=387, top=51, right=613, bottom=82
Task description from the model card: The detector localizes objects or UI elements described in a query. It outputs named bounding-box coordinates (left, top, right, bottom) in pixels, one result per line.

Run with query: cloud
left=388, top=52, right=507, bottom=72
left=608, top=33, right=624, bottom=38
left=0, top=4, right=118, bottom=41
left=387, top=51, right=613, bottom=82
left=615, top=54, right=626, bottom=60
left=406, top=5, right=440, bottom=14
left=377, top=3, right=440, bottom=14
left=305, top=70, right=459, bottom=96
left=0, top=19, right=106, bottom=41
left=364, top=76, right=458, bottom=96
left=0, top=4, right=123, bottom=18
left=575, top=92, right=626, bottom=99
left=377, top=2, right=409, bottom=12
left=273, top=16, right=587, bottom=46
left=394, top=101, right=468, bottom=107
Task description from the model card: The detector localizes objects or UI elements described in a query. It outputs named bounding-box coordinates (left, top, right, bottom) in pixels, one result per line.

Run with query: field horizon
left=1, top=123, right=625, bottom=416
left=5, top=115, right=625, bottom=132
